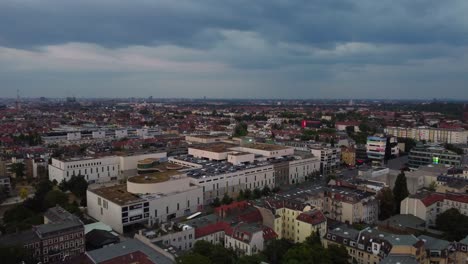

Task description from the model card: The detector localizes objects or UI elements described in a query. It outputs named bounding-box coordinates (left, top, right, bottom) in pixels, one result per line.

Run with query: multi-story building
left=0, top=175, right=11, bottom=194
left=87, top=165, right=204, bottom=233
left=400, top=191, right=468, bottom=227
left=322, top=187, right=379, bottom=224
left=385, top=126, right=468, bottom=144
left=224, top=223, right=276, bottom=256
left=408, top=143, right=462, bottom=169
left=310, top=145, right=341, bottom=174
left=335, top=121, right=361, bottom=132
left=42, top=127, right=162, bottom=145
left=171, top=143, right=319, bottom=203
left=323, top=225, right=427, bottom=264
left=49, top=151, right=167, bottom=184
left=366, top=135, right=399, bottom=165
left=254, top=198, right=327, bottom=243
left=0, top=206, right=85, bottom=263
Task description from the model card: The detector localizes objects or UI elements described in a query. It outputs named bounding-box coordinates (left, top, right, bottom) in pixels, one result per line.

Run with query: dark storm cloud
left=0, top=0, right=467, bottom=99
left=0, top=0, right=467, bottom=49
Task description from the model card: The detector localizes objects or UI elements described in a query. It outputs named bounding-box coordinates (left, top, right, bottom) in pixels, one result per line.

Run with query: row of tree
left=211, top=186, right=279, bottom=207
left=177, top=232, right=349, bottom=264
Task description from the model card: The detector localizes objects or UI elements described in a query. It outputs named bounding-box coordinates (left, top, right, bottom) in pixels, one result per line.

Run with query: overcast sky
left=1, top=0, right=468, bottom=99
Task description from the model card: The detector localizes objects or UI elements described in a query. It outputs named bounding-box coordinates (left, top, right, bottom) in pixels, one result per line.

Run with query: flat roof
left=128, top=170, right=181, bottom=184
left=190, top=143, right=238, bottom=153
left=241, top=143, right=290, bottom=151
left=89, top=185, right=144, bottom=206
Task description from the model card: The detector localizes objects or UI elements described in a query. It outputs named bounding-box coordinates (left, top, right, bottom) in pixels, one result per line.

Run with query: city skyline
left=1, top=0, right=468, bottom=99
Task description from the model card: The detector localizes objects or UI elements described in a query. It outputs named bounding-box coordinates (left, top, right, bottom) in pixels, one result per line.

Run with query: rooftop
left=85, top=239, right=173, bottom=264
left=89, top=184, right=145, bottom=206
left=190, top=142, right=237, bottom=153
left=241, top=143, right=291, bottom=151
left=128, top=170, right=182, bottom=184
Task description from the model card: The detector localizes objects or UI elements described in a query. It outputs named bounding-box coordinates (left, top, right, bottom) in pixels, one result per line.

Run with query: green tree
left=233, top=122, right=248, bottom=137
left=377, top=187, right=395, bottom=220
left=222, top=193, right=233, bottom=205
left=238, top=254, right=265, bottom=264
left=0, top=245, right=34, bottom=264
left=244, top=189, right=252, bottom=199
left=328, top=244, right=349, bottom=264
left=10, top=162, right=25, bottom=178
left=44, top=190, right=68, bottom=208
left=436, top=208, right=468, bottom=241
left=261, top=186, right=271, bottom=196
left=211, top=197, right=221, bottom=208
left=253, top=188, right=262, bottom=199
left=393, top=171, right=409, bottom=213
left=283, top=243, right=331, bottom=264
left=428, top=181, right=437, bottom=192
left=59, top=175, right=88, bottom=199
left=263, top=239, right=293, bottom=264
left=237, top=190, right=245, bottom=201
left=176, top=253, right=212, bottom=264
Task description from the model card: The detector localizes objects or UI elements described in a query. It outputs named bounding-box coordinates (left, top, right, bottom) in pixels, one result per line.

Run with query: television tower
left=15, top=89, right=21, bottom=111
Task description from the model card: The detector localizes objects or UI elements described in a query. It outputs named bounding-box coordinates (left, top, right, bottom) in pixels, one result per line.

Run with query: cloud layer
left=1, top=0, right=467, bottom=99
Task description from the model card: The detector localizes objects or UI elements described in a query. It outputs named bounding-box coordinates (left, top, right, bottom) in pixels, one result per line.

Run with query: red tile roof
left=420, top=193, right=446, bottom=207
left=296, top=210, right=327, bottom=225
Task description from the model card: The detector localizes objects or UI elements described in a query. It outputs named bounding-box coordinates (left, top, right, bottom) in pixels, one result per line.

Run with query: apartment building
left=322, top=187, right=379, bottom=224
left=254, top=198, right=327, bottom=243
left=385, top=126, right=468, bottom=144
left=224, top=223, right=276, bottom=256
left=323, top=225, right=427, bottom=264
left=0, top=206, right=85, bottom=264
left=310, top=145, right=341, bottom=174
left=49, top=151, right=167, bottom=184
left=400, top=191, right=468, bottom=227
left=366, top=135, right=398, bottom=165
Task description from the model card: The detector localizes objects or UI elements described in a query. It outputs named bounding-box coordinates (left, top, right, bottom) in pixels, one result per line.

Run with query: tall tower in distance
left=15, top=89, right=21, bottom=111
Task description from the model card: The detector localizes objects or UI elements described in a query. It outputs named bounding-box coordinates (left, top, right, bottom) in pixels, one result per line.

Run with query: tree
left=283, top=243, right=331, bottom=264
left=233, top=122, right=248, bottom=137
left=261, top=186, right=271, bottom=196
left=0, top=245, right=34, bottom=264
left=428, top=181, right=437, bottom=192
left=10, top=162, right=25, bottom=178
left=237, top=190, right=245, bottom=201
left=222, top=193, right=233, bottom=205
left=393, top=171, right=409, bottom=213
left=244, top=189, right=252, bottom=199
left=19, top=187, right=28, bottom=200
left=328, top=244, right=350, bottom=264
left=345, top=126, right=355, bottom=135
left=238, top=254, right=266, bottom=264
left=211, top=197, right=221, bottom=208
left=436, top=208, right=468, bottom=241
left=176, top=253, right=212, bottom=264
left=263, top=239, right=293, bottom=264
left=253, top=188, right=262, bottom=199
left=59, top=175, right=88, bottom=199
left=377, top=188, right=395, bottom=220
left=44, top=190, right=68, bottom=208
